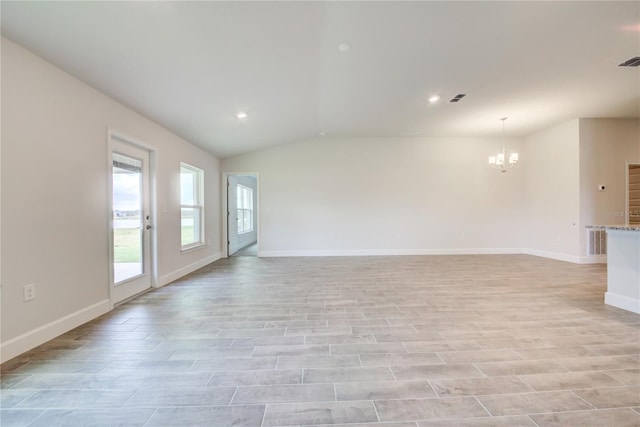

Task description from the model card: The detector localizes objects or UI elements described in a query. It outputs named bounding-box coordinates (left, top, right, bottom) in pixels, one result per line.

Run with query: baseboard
left=0, top=253, right=223, bottom=364
left=157, top=252, right=222, bottom=287
left=259, top=248, right=525, bottom=257
left=0, top=299, right=111, bottom=364
left=528, top=249, right=606, bottom=264
left=256, top=247, right=598, bottom=265
left=605, top=292, right=640, bottom=314
left=578, top=254, right=607, bottom=264
left=523, top=248, right=582, bottom=264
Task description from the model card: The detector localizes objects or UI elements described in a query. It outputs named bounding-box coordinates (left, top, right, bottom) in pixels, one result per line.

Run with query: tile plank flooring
left=2, top=254, right=639, bottom=426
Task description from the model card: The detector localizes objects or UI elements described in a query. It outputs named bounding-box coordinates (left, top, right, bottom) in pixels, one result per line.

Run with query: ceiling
left=2, top=1, right=639, bottom=158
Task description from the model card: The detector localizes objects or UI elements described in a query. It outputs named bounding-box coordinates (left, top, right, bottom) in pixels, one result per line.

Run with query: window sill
left=181, top=242, right=206, bottom=254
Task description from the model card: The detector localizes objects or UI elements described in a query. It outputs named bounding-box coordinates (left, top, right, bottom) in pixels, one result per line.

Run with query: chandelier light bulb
left=488, top=117, right=519, bottom=173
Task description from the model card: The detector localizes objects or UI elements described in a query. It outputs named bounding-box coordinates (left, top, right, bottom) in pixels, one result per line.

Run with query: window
left=180, top=163, right=204, bottom=249
left=237, top=184, right=253, bottom=234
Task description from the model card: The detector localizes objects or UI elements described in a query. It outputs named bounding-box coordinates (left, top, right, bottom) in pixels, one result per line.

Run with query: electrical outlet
left=23, top=284, right=36, bottom=302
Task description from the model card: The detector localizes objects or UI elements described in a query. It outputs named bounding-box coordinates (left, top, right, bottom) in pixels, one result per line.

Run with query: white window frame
left=180, top=163, right=205, bottom=251
left=237, top=184, right=253, bottom=234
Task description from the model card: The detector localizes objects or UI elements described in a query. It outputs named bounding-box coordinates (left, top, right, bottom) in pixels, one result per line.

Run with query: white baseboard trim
left=578, top=254, right=607, bottom=264
left=259, top=248, right=525, bottom=257
left=605, top=292, right=640, bottom=314
left=157, top=252, right=222, bottom=287
left=0, top=299, right=111, bottom=364
left=523, top=248, right=582, bottom=264
left=257, top=247, right=601, bottom=266
left=0, top=253, right=224, bottom=363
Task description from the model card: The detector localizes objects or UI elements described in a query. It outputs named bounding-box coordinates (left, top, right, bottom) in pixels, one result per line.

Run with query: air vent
left=588, top=229, right=607, bottom=255
left=449, top=94, right=467, bottom=103
left=619, top=56, right=640, bottom=67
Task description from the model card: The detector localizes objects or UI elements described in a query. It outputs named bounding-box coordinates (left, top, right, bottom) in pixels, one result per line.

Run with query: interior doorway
left=225, top=173, right=259, bottom=257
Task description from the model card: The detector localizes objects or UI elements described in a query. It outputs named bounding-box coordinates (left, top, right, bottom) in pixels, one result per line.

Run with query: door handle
left=146, top=225, right=152, bottom=230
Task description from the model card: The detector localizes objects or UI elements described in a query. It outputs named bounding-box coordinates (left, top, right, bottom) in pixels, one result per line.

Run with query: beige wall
left=523, top=120, right=581, bottom=261
left=579, top=118, right=640, bottom=255
left=523, top=118, right=640, bottom=262
left=1, top=38, right=222, bottom=361
left=223, top=135, right=526, bottom=255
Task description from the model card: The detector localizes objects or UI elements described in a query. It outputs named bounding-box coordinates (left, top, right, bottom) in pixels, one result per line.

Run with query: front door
left=110, top=136, right=152, bottom=303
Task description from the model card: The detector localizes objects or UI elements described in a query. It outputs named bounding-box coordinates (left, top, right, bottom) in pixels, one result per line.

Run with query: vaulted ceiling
left=2, top=1, right=639, bottom=158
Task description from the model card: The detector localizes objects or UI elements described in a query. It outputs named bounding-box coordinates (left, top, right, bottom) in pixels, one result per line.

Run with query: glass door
left=110, top=137, right=151, bottom=303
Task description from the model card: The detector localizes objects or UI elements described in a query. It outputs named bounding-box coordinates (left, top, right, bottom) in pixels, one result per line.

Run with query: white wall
left=523, top=120, right=581, bottom=262
left=222, top=136, right=526, bottom=256
left=227, top=175, right=258, bottom=255
left=579, top=118, right=640, bottom=256
left=1, top=38, right=222, bottom=362
left=222, top=120, right=638, bottom=262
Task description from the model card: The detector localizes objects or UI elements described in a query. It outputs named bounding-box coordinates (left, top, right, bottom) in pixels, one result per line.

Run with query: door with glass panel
left=110, top=137, right=152, bottom=303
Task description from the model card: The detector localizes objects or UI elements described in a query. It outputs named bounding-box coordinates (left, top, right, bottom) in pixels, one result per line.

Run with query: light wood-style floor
left=1, top=255, right=639, bottom=426
left=232, top=242, right=258, bottom=257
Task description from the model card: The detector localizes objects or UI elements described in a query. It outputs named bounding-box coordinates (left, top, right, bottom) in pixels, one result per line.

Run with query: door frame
left=222, top=172, right=260, bottom=257
left=107, top=129, right=158, bottom=307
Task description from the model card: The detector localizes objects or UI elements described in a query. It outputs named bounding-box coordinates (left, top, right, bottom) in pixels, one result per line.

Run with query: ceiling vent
left=619, top=56, right=640, bottom=67
left=449, top=94, right=467, bottom=103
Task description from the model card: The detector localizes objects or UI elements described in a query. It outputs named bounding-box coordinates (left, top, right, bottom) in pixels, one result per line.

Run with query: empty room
left=1, top=1, right=640, bottom=426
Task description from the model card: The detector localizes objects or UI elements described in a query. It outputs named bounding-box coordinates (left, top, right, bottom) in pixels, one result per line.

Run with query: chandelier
left=489, top=117, right=518, bottom=173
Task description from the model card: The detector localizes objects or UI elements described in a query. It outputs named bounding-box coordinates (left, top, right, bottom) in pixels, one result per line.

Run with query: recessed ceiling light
left=236, top=112, right=247, bottom=119
left=428, top=95, right=440, bottom=103
left=338, top=43, right=351, bottom=52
